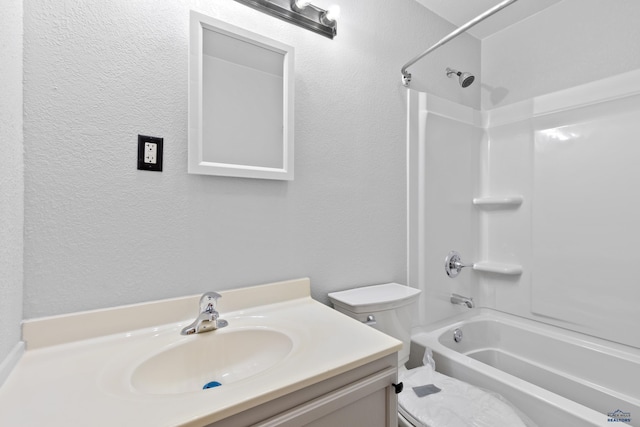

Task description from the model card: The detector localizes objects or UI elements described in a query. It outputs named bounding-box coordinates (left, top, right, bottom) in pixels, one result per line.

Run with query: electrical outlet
left=137, top=135, right=163, bottom=171
left=144, top=142, right=157, bottom=164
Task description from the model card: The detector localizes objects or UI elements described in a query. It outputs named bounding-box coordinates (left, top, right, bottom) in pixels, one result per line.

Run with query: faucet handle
left=199, top=292, right=222, bottom=314
left=445, top=250, right=473, bottom=278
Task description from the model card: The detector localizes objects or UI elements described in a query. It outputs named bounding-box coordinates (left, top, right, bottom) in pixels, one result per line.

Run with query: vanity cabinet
left=208, top=354, right=398, bottom=427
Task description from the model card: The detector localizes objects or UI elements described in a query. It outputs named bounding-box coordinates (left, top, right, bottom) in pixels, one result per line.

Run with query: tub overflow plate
left=453, top=328, right=463, bottom=343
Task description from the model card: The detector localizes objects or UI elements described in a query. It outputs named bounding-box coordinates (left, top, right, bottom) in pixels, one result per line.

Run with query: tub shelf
left=473, top=262, right=523, bottom=275
left=472, top=195, right=523, bottom=207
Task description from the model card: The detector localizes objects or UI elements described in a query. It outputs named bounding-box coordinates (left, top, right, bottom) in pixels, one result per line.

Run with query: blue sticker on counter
left=203, top=381, right=222, bottom=390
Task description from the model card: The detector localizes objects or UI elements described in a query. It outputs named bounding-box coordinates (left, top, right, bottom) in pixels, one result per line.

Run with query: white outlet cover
left=144, top=143, right=157, bottom=164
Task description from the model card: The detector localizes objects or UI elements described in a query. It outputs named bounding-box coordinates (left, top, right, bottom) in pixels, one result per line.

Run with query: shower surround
left=408, top=68, right=640, bottom=425
left=409, top=67, right=640, bottom=347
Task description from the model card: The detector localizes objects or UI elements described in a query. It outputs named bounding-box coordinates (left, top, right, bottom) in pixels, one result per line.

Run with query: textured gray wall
left=0, top=0, right=24, bottom=365
left=22, top=0, right=480, bottom=318
left=482, top=0, right=640, bottom=109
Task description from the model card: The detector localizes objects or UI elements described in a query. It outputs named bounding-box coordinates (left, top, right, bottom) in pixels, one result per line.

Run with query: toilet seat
left=398, top=365, right=528, bottom=427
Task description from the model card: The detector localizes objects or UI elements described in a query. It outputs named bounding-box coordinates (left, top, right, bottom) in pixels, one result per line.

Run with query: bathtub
left=409, top=309, right=639, bottom=427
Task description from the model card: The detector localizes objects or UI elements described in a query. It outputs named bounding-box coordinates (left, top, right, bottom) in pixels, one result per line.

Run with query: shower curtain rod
left=400, top=0, right=519, bottom=87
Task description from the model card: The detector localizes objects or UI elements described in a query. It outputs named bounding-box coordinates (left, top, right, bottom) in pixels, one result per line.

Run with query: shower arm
left=400, top=0, right=519, bottom=87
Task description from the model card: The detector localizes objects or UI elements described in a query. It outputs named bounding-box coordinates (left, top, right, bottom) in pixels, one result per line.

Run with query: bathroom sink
left=131, top=328, right=293, bottom=394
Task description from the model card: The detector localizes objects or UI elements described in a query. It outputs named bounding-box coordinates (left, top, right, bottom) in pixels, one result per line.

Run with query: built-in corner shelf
left=473, top=262, right=523, bottom=276
left=472, top=195, right=523, bottom=207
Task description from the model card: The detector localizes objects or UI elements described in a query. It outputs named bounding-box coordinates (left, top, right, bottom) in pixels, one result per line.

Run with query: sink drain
left=203, top=381, right=222, bottom=390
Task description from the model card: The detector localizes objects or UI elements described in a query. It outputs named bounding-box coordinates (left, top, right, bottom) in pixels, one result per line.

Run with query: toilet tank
left=328, top=283, right=421, bottom=366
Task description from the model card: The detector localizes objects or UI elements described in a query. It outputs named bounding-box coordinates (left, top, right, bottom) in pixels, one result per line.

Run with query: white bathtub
left=409, top=309, right=639, bottom=427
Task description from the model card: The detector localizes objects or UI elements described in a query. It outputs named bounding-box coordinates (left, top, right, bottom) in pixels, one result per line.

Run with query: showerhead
left=446, top=67, right=475, bottom=88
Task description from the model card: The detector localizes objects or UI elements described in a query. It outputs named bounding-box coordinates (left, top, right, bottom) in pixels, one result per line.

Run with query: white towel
left=398, top=365, right=529, bottom=427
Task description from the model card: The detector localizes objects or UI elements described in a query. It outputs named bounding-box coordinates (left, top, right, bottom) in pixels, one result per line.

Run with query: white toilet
left=328, top=283, right=530, bottom=427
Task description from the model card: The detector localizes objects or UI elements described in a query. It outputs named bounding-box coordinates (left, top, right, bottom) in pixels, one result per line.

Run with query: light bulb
left=294, top=0, right=311, bottom=9
left=324, top=5, right=340, bottom=22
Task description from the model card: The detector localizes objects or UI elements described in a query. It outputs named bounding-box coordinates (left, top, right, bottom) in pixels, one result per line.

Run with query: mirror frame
left=188, top=11, right=294, bottom=180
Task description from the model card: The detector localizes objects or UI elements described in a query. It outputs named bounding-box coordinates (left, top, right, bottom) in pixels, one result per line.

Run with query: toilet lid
left=398, top=365, right=528, bottom=427
left=328, top=283, right=421, bottom=313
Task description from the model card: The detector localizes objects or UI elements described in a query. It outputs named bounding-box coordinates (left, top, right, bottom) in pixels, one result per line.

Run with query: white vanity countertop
left=0, top=278, right=401, bottom=427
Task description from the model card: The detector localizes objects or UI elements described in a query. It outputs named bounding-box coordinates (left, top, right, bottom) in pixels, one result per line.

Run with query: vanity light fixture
left=233, top=0, right=339, bottom=39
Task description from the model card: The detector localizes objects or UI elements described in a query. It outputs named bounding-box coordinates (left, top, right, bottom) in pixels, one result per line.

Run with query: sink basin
left=131, top=328, right=293, bottom=394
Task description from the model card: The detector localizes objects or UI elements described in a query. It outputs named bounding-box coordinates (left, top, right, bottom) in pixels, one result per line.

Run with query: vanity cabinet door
left=253, top=366, right=398, bottom=427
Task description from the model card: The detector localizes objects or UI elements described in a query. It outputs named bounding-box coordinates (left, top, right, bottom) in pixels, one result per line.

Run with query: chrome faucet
left=181, top=292, right=228, bottom=335
left=450, top=293, right=474, bottom=309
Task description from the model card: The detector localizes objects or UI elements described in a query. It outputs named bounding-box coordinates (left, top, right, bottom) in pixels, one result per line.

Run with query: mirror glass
left=189, top=12, right=294, bottom=180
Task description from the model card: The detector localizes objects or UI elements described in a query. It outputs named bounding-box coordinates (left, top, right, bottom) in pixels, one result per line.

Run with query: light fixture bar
left=233, top=0, right=337, bottom=39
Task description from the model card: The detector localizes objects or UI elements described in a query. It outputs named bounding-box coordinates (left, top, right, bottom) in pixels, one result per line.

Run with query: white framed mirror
left=188, top=11, right=294, bottom=180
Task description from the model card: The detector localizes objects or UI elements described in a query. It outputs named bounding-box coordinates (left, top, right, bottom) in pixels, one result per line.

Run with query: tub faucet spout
left=451, top=293, right=474, bottom=309
left=181, top=292, right=228, bottom=335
